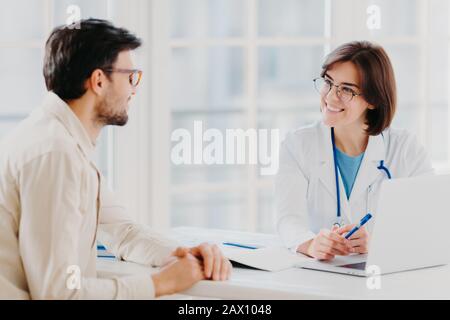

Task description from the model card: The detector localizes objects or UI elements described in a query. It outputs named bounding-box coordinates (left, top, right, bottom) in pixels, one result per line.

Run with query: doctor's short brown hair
left=320, top=41, right=397, bottom=136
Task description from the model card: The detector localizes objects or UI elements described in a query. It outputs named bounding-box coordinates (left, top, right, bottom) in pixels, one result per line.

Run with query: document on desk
left=220, top=245, right=311, bottom=272
left=171, top=226, right=315, bottom=272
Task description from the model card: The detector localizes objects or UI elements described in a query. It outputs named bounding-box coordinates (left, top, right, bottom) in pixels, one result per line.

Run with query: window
left=165, top=0, right=327, bottom=233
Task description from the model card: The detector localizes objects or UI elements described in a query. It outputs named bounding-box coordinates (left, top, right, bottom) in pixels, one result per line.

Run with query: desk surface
left=97, top=227, right=450, bottom=299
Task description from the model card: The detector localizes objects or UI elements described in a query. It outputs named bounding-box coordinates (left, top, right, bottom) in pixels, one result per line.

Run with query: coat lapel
left=317, top=123, right=338, bottom=201
left=316, top=123, right=351, bottom=223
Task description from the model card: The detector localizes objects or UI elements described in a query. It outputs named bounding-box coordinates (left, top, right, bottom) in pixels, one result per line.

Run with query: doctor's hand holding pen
left=297, top=225, right=370, bottom=261
left=337, top=224, right=370, bottom=255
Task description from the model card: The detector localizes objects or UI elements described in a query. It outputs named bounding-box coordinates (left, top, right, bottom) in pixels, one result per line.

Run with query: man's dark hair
left=43, top=18, right=142, bottom=100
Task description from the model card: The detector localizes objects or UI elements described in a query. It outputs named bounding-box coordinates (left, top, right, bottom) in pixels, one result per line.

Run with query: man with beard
left=0, top=18, right=232, bottom=299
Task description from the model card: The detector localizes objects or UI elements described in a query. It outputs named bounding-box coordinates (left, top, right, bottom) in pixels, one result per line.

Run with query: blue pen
left=345, top=213, right=372, bottom=239
left=222, top=242, right=259, bottom=250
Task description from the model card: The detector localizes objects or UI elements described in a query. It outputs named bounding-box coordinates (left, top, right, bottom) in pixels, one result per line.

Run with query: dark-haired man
left=0, top=19, right=231, bottom=299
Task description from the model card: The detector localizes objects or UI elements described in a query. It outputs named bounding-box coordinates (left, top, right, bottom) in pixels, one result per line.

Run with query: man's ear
left=87, top=69, right=107, bottom=96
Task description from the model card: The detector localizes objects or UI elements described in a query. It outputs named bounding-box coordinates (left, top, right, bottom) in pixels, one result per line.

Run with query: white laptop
left=296, top=174, right=450, bottom=277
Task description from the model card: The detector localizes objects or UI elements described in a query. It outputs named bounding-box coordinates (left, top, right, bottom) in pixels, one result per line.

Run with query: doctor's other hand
left=337, top=224, right=370, bottom=254
left=298, top=227, right=352, bottom=261
left=151, top=247, right=205, bottom=297
left=187, top=243, right=233, bottom=281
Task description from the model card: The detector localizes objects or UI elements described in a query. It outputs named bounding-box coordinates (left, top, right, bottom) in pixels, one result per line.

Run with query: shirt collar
left=41, top=91, right=96, bottom=159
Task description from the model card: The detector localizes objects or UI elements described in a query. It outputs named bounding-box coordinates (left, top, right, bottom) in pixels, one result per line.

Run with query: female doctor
left=275, top=41, right=434, bottom=261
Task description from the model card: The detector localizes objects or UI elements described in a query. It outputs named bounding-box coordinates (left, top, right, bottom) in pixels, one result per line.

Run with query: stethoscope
left=331, top=127, right=392, bottom=228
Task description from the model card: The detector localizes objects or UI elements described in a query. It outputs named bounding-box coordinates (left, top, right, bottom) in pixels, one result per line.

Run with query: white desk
left=97, top=227, right=450, bottom=299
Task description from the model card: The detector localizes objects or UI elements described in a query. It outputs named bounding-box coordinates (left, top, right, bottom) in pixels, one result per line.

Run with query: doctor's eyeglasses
left=103, top=68, right=143, bottom=87
left=313, top=77, right=361, bottom=103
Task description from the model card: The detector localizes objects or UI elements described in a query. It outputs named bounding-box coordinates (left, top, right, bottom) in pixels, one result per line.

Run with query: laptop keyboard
left=338, top=262, right=367, bottom=270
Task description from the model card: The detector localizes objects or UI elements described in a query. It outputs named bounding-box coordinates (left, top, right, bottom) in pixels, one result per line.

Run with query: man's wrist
left=151, top=272, right=171, bottom=297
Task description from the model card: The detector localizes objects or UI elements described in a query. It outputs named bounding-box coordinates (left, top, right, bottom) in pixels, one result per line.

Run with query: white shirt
left=0, top=92, right=178, bottom=299
left=275, top=121, right=434, bottom=252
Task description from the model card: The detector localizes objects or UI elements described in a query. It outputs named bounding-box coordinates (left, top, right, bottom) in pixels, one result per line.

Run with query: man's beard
left=94, top=96, right=129, bottom=127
